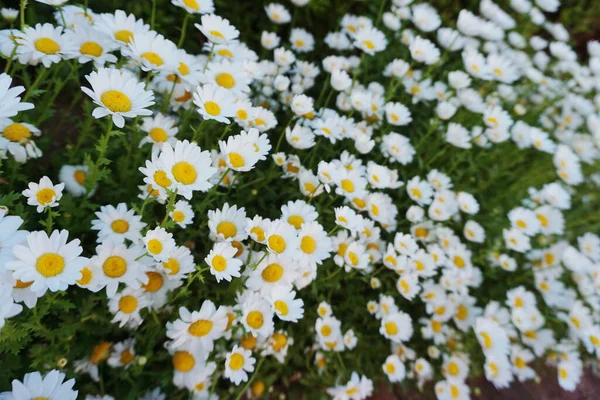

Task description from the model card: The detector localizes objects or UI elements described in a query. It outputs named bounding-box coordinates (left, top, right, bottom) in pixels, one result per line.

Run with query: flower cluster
left=0, top=0, right=599, bottom=399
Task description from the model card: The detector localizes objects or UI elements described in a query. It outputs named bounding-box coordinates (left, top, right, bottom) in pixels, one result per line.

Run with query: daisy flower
left=280, top=199, right=318, bottom=230
left=380, top=312, right=413, bottom=343
left=268, top=285, right=304, bottom=323
left=59, top=165, right=91, bottom=197
left=265, top=3, right=291, bottom=24
left=159, top=245, right=195, bottom=280
left=81, top=67, right=155, bottom=128
left=64, top=24, right=119, bottom=66
left=202, top=60, right=251, bottom=95
left=241, top=292, right=275, bottom=338
left=246, top=254, right=299, bottom=295
left=297, top=222, right=332, bottom=265
left=144, top=227, right=176, bottom=262
left=0, top=73, right=34, bottom=120
left=139, top=113, right=178, bottom=151
left=158, top=140, right=216, bottom=199
left=109, top=287, right=151, bottom=328
left=0, top=282, right=23, bottom=329
left=193, top=83, right=236, bottom=124
left=383, top=354, right=406, bottom=383
left=264, top=220, right=300, bottom=260
left=16, top=23, right=75, bottom=67
left=124, top=31, right=178, bottom=72
left=7, top=369, right=77, bottom=400
left=208, top=203, right=248, bottom=242
left=91, top=203, right=146, bottom=244
left=205, top=241, right=242, bottom=282
left=171, top=349, right=208, bottom=390
left=172, top=0, right=215, bottom=14
left=170, top=200, right=194, bottom=228
left=90, top=242, right=149, bottom=297
left=7, top=230, right=87, bottom=295
left=354, top=27, right=387, bottom=55
left=195, top=14, right=239, bottom=44
left=107, top=338, right=137, bottom=369
left=224, top=345, right=255, bottom=385
left=22, top=176, right=64, bottom=213
left=166, top=301, right=228, bottom=352
left=94, top=10, right=150, bottom=47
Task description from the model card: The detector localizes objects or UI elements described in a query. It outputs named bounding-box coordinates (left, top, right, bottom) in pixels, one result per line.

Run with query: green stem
left=275, top=116, right=295, bottom=153
left=151, top=0, right=157, bottom=30
left=177, top=13, right=190, bottom=48
left=235, top=358, right=264, bottom=400
left=20, top=0, right=27, bottom=29
left=23, top=67, right=50, bottom=102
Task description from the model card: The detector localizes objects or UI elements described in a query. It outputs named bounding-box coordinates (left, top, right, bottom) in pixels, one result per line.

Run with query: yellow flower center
left=246, top=311, right=264, bottom=329
left=229, top=353, right=245, bottom=370
left=252, top=381, right=265, bottom=396
left=149, top=127, right=168, bottom=142
left=237, top=109, right=248, bottom=120
left=163, top=258, right=180, bottom=275
left=456, top=305, right=468, bottom=320
left=362, top=40, right=375, bottom=50
left=74, top=170, right=86, bottom=185
left=103, top=256, right=127, bottom=278
left=120, top=349, right=135, bottom=364
left=80, top=41, right=102, bottom=57
left=515, top=357, right=526, bottom=369
left=147, top=239, right=163, bottom=255
left=36, top=253, right=65, bottom=277
left=172, top=351, right=195, bottom=372
left=447, top=362, right=459, bottom=376
left=241, top=333, right=257, bottom=349
left=34, top=37, right=60, bottom=54
left=218, top=48, right=233, bottom=58
left=228, top=153, right=245, bottom=168
left=216, top=73, right=235, bottom=89
left=209, top=30, right=224, bottom=39
left=300, top=236, right=316, bottom=254
left=118, top=295, right=138, bottom=313
left=453, top=256, right=465, bottom=268
left=172, top=210, right=185, bottom=222
left=111, top=219, right=130, bottom=234
left=262, top=263, right=284, bottom=283
left=268, top=235, right=286, bottom=253
left=188, top=319, right=213, bottom=337
left=114, top=30, right=134, bottom=43
left=480, top=332, right=493, bottom=349
left=341, top=179, right=354, bottom=193
left=386, top=363, right=396, bottom=374
left=274, top=300, right=288, bottom=316
left=3, top=123, right=31, bottom=142
left=287, top=215, right=304, bottom=229
left=217, top=221, right=237, bottom=239
left=250, top=227, right=265, bottom=242
left=172, top=161, right=197, bottom=185
left=77, top=267, right=93, bottom=285
left=348, top=252, right=359, bottom=266
left=142, top=271, right=164, bottom=292
left=211, top=255, right=227, bottom=272
left=101, top=90, right=132, bottom=113
left=178, top=62, right=190, bottom=75
left=183, top=0, right=199, bottom=10
left=271, top=332, right=287, bottom=351
left=14, top=280, right=33, bottom=289
left=321, top=325, right=332, bottom=337
left=142, top=51, right=164, bottom=66
left=153, top=170, right=172, bottom=188
left=204, top=101, right=221, bottom=116
left=385, top=322, right=398, bottom=335
left=36, top=188, right=56, bottom=206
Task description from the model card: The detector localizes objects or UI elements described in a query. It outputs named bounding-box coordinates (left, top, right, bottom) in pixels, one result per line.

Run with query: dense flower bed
left=0, top=0, right=599, bottom=399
